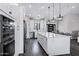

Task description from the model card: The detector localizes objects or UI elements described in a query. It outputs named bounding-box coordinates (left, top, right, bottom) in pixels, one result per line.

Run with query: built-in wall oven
left=47, top=24, right=56, bottom=32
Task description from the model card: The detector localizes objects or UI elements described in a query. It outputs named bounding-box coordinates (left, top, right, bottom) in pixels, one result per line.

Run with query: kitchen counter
left=37, top=32, right=71, bottom=56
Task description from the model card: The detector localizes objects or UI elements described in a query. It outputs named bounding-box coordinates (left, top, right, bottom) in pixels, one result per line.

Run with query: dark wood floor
left=20, top=39, right=79, bottom=56
left=23, top=39, right=47, bottom=56
left=70, top=39, right=79, bottom=56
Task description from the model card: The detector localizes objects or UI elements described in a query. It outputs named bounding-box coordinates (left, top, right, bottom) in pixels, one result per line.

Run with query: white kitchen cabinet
left=37, top=32, right=70, bottom=56
left=77, top=37, right=79, bottom=42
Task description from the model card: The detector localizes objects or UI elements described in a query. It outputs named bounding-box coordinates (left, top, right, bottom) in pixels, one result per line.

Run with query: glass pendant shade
left=29, top=17, right=34, bottom=20
left=52, top=3, right=56, bottom=21
left=57, top=3, right=63, bottom=21
left=47, top=6, right=50, bottom=22
left=57, top=14, right=63, bottom=21
left=47, top=18, right=50, bottom=22
left=52, top=17, right=55, bottom=20
left=47, top=19, right=50, bottom=23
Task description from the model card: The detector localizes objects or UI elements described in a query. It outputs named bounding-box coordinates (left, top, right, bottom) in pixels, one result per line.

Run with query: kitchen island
left=37, top=32, right=71, bottom=56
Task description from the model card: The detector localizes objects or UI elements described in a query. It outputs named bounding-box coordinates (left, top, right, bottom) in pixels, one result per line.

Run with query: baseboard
left=18, top=53, right=24, bottom=56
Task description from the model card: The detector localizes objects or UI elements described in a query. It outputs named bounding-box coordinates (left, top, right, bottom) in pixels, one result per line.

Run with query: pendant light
left=57, top=3, right=63, bottom=21
left=52, top=3, right=55, bottom=20
left=47, top=6, right=50, bottom=22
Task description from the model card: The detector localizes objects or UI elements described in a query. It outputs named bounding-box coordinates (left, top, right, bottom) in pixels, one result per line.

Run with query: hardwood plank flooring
left=23, top=39, right=47, bottom=56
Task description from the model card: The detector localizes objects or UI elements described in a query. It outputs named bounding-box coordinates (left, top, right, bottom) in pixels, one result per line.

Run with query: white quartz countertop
left=37, top=32, right=70, bottom=39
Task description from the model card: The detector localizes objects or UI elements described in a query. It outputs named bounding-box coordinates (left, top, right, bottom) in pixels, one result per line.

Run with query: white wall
left=58, top=13, right=79, bottom=34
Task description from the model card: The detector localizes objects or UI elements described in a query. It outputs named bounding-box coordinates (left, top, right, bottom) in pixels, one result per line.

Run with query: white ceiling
left=19, top=3, right=79, bottom=19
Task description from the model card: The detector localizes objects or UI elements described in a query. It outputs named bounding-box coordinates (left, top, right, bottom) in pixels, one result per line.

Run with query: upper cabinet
left=0, top=4, right=19, bottom=20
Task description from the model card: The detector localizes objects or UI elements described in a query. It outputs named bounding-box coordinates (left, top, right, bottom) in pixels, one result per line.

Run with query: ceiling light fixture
left=37, top=14, right=41, bottom=19
left=57, top=3, right=63, bottom=21
left=71, top=6, right=75, bottom=8
left=29, top=14, right=32, bottom=16
left=47, top=6, right=50, bottom=22
left=52, top=3, right=56, bottom=20
left=28, top=4, right=32, bottom=8
left=41, top=6, right=45, bottom=9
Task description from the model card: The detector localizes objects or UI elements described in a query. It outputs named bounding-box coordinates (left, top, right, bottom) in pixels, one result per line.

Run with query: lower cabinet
left=4, top=41, right=15, bottom=56
left=37, top=32, right=70, bottom=56
left=0, top=43, right=3, bottom=56
left=37, top=33, right=47, bottom=53
left=0, top=41, right=15, bottom=56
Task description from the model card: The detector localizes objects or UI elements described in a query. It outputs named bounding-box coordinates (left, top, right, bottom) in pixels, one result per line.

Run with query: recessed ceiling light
left=37, top=14, right=41, bottom=18
left=28, top=4, right=32, bottom=8
left=29, top=14, right=32, bottom=16
left=41, top=6, right=45, bottom=9
left=71, top=6, right=75, bottom=8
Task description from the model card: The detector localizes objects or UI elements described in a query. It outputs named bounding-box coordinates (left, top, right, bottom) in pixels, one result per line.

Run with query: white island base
left=37, top=32, right=71, bottom=56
